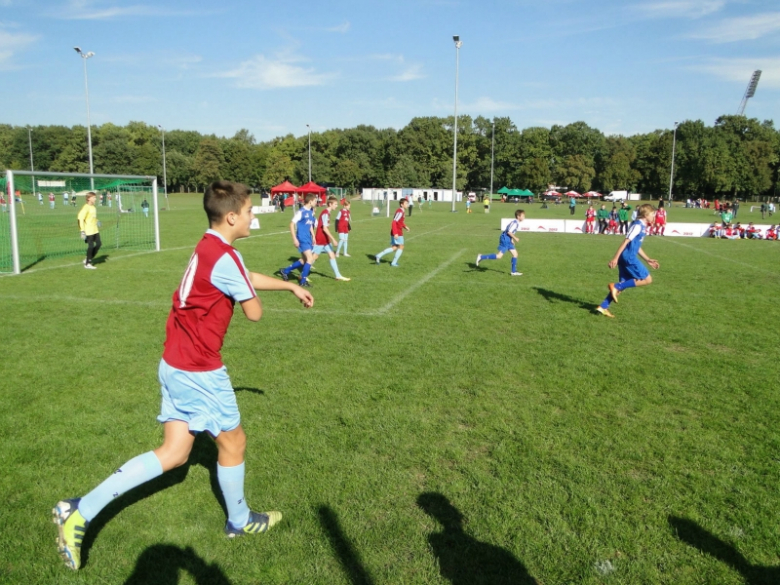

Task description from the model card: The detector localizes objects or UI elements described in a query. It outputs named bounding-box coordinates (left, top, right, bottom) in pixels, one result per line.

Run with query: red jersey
left=586, top=208, right=595, bottom=221
left=655, top=209, right=666, bottom=224
left=315, top=208, right=332, bottom=245
left=163, top=232, right=255, bottom=372
left=48, top=194, right=55, bottom=202
left=336, top=209, right=351, bottom=234
left=391, top=207, right=406, bottom=236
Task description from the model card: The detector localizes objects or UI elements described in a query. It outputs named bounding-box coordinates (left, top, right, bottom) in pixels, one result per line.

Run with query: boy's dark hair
left=204, top=180, right=251, bottom=225
left=327, top=195, right=338, bottom=205
left=400, top=198, right=409, bottom=206
left=304, top=193, right=317, bottom=205
left=515, top=209, right=525, bottom=218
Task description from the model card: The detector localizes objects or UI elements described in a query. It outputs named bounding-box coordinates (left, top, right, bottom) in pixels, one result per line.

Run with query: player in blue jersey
left=596, top=203, right=659, bottom=318
left=279, top=193, right=317, bottom=287
left=475, top=209, right=525, bottom=276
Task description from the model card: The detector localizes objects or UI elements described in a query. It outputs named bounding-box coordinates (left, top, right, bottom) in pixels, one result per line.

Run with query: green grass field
left=1, top=195, right=779, bottom=584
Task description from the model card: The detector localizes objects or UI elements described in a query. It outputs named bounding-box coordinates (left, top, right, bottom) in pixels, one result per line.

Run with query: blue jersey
left=621, top=220, right=646, bottom=263
left=503, top=219, right=521, bottom=237
left=293, top=208, right=315, bottom=244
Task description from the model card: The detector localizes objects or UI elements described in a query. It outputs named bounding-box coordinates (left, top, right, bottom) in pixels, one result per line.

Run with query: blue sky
left=1, top=0, right=777, bottom=141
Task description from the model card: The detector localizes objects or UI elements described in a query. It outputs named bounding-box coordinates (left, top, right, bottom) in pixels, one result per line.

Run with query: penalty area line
left=374, top=249, right=466, bottom=315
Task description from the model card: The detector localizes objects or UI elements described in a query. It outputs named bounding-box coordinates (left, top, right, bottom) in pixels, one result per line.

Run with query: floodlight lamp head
left=86, top=52, right=94, bottom=58
left=74, top=46, right=81, bottom=53
left=746, top=70, right=761, bottom=98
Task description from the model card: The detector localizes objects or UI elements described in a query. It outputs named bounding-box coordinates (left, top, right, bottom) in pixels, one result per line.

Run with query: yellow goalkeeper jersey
left=77, top=204, right=98, bottom=236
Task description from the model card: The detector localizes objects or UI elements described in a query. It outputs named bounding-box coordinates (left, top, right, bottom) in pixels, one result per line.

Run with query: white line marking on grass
left=374, top=249, right=466, bottom=315
left=657, top=237, right=779, bottom=275
left=406, top=224, right=454, bottom=241
left=0, top=294, right=166, bottom=308
left=0, top=231, right=292, bottom=277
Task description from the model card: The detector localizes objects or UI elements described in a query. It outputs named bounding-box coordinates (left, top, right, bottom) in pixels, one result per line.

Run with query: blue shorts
left=298, top=242, right=313, bottom=254
left=391, top=235, right=404, bottom=246
left=497, top=235, right=515, bottom=254
left=156, top=359, right=240, bottom=436
left=313, top=243, right=334, bottom=255
left=618, top=259, right=649, bottom=282
left=338, top=233, right=348, bottom=241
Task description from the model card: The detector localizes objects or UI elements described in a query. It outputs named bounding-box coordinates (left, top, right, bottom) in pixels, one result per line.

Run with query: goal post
left=1, top=170, right=160, bottom=275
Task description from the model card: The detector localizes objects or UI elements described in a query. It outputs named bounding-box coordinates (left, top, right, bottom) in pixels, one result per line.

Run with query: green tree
left=192, top=137, right=224, bottom=188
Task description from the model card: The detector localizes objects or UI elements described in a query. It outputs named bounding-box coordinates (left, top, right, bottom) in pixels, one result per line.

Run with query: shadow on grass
left=317, top=505, right=374, bottom=585
left=21, top=254, right=47, bottom=271
left=533, top=286, right=595, bottom=312
left=81, top=433, right=226, bottom=568
left=417, top=492, right=537, bottom=585
left=124, top=544, right=231, bottom=585
left=669, top=516, right=780, bottom=585
left=465, top=261, right=506, bottom=274
left=233, top=387, right=265, bottom=396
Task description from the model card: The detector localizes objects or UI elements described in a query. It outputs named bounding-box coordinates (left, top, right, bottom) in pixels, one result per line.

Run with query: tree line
left=1, top=115, right=777, bottom=199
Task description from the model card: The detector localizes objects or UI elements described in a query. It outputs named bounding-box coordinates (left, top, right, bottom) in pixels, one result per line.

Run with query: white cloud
left=0, top=27, right=38, bottom=69
left=325, top=21, right=350, bottom=33
left=217, top=54, right=335, bottom=89
left=695, top=57, right=780, bottom=88
left=634, top=0, right=725, bottom=19
left=54, top=1, right=208, bottom=20
left=391, top=64, right=425, bottom=82
left=688, top=12, right=780, bottom=42
left=111, top=95, right=157, bottom=104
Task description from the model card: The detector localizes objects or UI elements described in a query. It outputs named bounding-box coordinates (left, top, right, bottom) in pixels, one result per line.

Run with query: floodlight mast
left=737, top=70, right=761, bottom=116
left=75, top=46, right=95, bottom=189
left=451, top=35, right=462, bottom=212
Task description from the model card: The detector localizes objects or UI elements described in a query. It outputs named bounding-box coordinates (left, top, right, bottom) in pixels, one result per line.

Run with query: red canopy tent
left=270, top=180, right=298, bottom=194
left=270, top=180, right=298, bottom=207
left=296, top=181, right=327, bottom=205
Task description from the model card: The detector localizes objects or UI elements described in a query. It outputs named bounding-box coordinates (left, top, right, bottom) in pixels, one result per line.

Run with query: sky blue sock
left=218, top=462, right=250, bottom=528
left=483, top=254, right=497, bottom=260
left=329, top=258, right=342, bottom=278
left=343, top=239, right=348, bottom=255
left=301, top=263, right=311, bottom=282
left=511, top=257, right=517, bottom=272
left=616, top=279, right=636, bottom=291
left=336, top=240, right=344, bottom=254
left=376, top=247, right=393, bottom=260
left=78, top=451, right=163, bottom=522
left=599, top=294, right=612, bottom=309
left=392, top=248, right=404, bottom=264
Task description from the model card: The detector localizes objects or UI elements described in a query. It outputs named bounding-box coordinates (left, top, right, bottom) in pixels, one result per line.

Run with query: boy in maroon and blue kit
left=52, top=181, right=314, bottom=571
left=374, top=198, right=410, bottom=266
left=335, top=199, right=352, bottom=257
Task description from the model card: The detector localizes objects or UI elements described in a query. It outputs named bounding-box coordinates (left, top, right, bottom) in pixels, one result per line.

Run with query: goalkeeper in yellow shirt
left=77, top=192, right=101, bottom=269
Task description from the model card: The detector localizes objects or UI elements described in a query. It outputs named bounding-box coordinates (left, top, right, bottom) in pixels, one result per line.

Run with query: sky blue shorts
left=391, top=235, right=404, bottom=246
left=338, top=233, right=348, bottom=241
left=618, top=259, right=649, bottom=282
left=313, top=243, right=334, bottom=255
left=156, top=359, right=240, bottom=436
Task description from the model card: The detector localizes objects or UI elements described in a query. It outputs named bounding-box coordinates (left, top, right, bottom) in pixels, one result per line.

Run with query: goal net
left=1, top=170, right=159, bottom=274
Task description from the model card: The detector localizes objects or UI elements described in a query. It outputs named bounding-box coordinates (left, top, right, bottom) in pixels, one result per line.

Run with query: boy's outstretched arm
left=239, top=273, right=314, bottom=321
left=638, top=248, right=660, bottom=269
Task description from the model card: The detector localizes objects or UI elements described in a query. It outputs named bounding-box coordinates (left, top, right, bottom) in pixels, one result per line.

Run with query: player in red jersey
left=312, top=196, right=350, bottom=281
left=375, top=198, right=410, bottom=266
left=52, top=181, right=313, bottom=571
left=653, top=203, right=667, bottom=236
left=335, top=199, right=352, bottom=257
left=585, top=204, right=596, bottom=234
